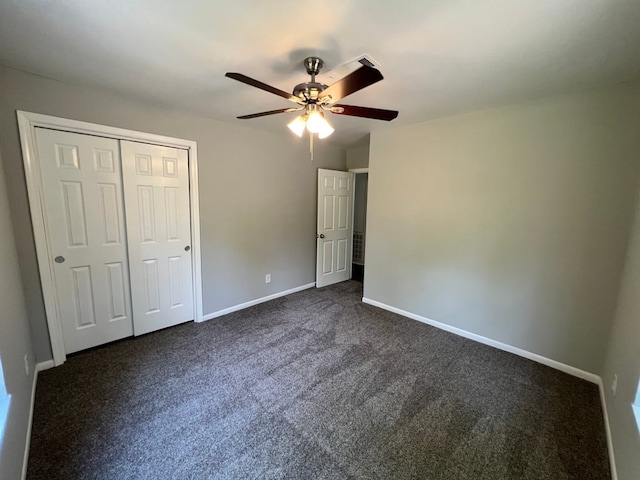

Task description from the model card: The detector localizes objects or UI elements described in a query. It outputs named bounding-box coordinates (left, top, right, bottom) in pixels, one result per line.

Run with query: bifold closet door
left=120, top=141, right=194, bottom=335
left=35, top=128, right=134, bottom=353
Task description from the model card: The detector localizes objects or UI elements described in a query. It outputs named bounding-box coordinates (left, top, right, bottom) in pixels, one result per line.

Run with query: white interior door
left=35, top=128, right=133, bottom=353
left=316, top=169, right=355, bottom=288
left=121, top=140, right=194, bottom=335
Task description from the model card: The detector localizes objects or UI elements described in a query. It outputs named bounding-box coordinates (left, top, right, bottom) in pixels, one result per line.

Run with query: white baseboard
left=36, top=360, right=54, bottom=372
left=201, top=282, right=316, bottom=321
left=21, top=361, right=54, bottom=480
left=597, top=378, right=619, bottom=480
left=362, top=297, right=600, bottom=383
left=363, top=297, right=618, bottom=476
left=21, top=372, right=37, bottom=480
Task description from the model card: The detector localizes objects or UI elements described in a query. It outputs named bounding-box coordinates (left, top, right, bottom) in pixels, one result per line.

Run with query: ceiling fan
left=225, top=57, right=398, bottom=139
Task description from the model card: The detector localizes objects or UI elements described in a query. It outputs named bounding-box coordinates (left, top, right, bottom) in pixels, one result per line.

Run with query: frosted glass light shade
left=317, top=122, right=334, bottom=139
left=306, top=111, right=334, bottom=138
left=305, top=110, right=326, bottom=133
left=287, top=115, right=306, bottom=137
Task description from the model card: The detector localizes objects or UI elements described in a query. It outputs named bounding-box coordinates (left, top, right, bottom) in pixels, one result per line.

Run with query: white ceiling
left=1, top=0, right=639, bottom=147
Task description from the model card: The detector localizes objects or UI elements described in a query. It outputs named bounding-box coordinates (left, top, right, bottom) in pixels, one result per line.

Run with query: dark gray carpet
left=28, top=281, right=610, bottom=479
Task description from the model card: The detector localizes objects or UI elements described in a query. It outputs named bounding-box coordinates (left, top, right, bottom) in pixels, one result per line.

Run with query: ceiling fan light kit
left=225, top=56, right=399, bottom=143
left=287, top=105, right=332, bottom=136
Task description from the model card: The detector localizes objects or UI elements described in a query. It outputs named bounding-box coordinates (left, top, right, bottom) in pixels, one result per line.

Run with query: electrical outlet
left=24, top=354, right=29, bottom=377
left=265, top=274, right=271, bottom=284
left=612, top=374, right=618, bottom=396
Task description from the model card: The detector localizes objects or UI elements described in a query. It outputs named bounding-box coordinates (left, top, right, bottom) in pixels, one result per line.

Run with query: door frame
left=17, top=111, right=203, bottom=366
left=349, top=167, right=369, bottom=280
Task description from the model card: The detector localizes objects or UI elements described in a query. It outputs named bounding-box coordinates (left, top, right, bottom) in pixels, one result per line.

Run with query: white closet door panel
left=121, top=141, right=194, bottom=335
left=35, top=128, right=133, bottom=353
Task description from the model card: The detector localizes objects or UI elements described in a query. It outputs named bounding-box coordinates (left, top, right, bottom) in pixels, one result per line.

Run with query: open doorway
left=352, top=171, right=368, bottom=282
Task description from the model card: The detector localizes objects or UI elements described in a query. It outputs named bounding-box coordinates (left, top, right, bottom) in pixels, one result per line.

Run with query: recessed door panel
left=99, top=183, right=121, bottom=245
left=143, top=259, right=161, bottom=314
left=71, top=266, right=96, bottom=328
left=94, top=149, right=115, bottom=173
left=168, top=256, right=183, bottom=308
left=163, top=157, right=178, bottom=178
left=337, top=195, right=349, bottom=230
left=165, top=187, right=179, bottom=241
left=106, top=262, right=127, bottom=321
left=138, top=186, right=156, bottom=243
left=135, top=154, right=153, bottom=175
left=56, top=144, right=79, bottom=169
left=336, top=239, right=348, bottom=272
left=62, top=181, right=89, bottom=248
left=324, top=196, right=335, bottom=231
left=322, top=241, right=334, bottom=274
left=324, top=176, right=335, bottom=189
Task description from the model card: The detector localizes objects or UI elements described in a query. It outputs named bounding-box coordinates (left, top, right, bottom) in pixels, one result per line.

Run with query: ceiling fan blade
left=236, top=107, right=302, bottom=119
left=330, top=104, right=399, bottom=121
left=226, top=72, right=302, bottom=104
left=318, top=66, right=384, bottom=103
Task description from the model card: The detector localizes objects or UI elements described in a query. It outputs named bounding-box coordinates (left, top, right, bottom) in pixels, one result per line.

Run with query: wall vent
left=358, top=57, right=376, bottom=68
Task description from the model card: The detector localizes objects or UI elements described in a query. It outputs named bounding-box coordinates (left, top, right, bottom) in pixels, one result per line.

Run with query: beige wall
left=346, top=143, right=370, bottom=170
left=602, top=187, right=640, bottom=480
left=365, top=82, right=640, bottom=374
left=0, top=145, right=36, bottom=480
left=0, top=66, right=346, bottom=362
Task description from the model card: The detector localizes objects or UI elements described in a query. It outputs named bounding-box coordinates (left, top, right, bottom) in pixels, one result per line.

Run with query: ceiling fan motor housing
left=293, top=57, right=328, bottom=102
left=293, top=82, right=328, bottom=102
left=304, top=57, right=323, bottom=76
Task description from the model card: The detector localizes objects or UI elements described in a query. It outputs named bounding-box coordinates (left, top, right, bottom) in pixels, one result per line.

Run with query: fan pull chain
left=309, top=132, right=314, bottom=162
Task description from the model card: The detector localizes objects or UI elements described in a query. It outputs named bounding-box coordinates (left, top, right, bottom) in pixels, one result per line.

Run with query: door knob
left=184, top=245, right=191, bottom=251
left=54, top=256, right=65, bottom=263
left=317, top=234, right=325, bottom=239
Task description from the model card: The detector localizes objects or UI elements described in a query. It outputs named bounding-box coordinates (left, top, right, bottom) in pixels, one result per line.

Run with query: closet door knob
left=55, top=256, right=65, bottom=263
left=184, top=246, right=191, bottom=252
